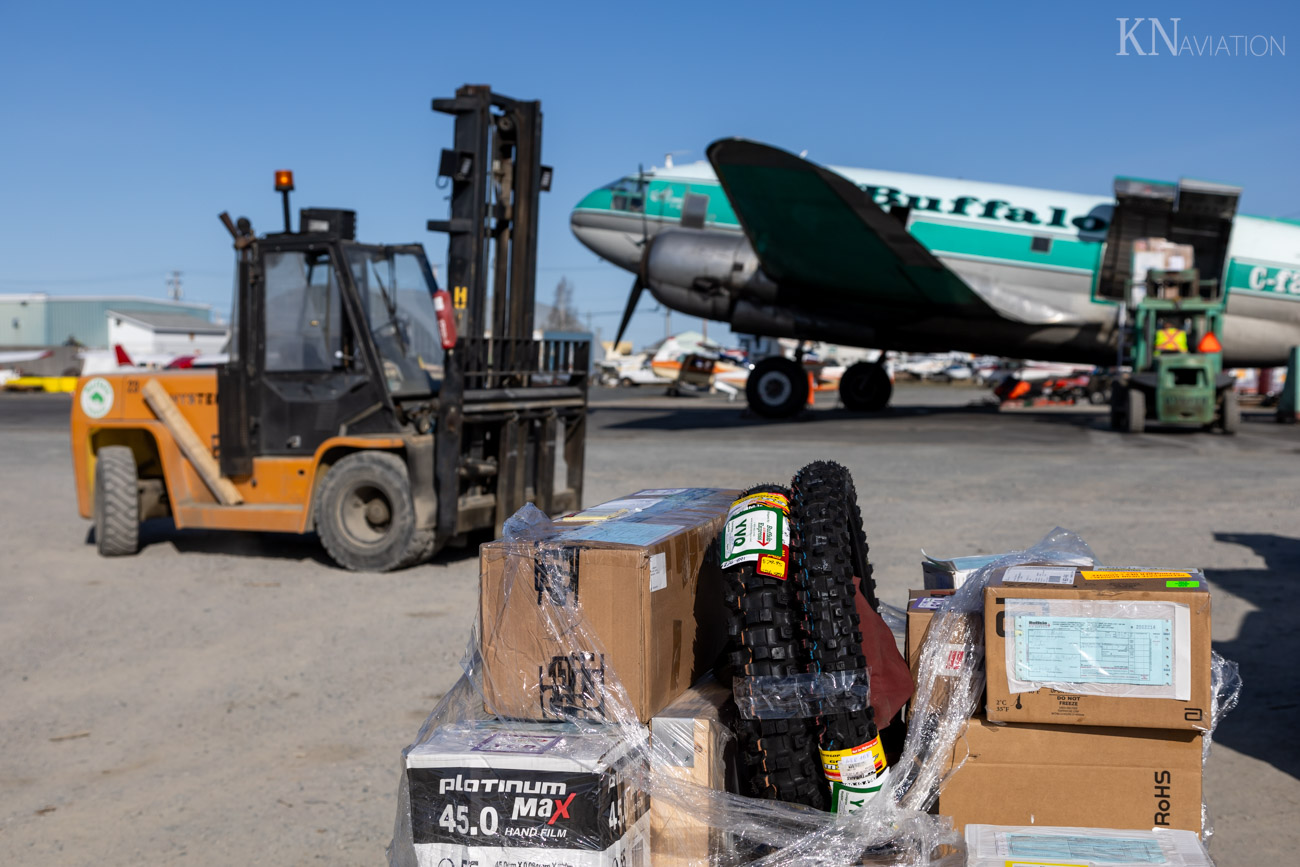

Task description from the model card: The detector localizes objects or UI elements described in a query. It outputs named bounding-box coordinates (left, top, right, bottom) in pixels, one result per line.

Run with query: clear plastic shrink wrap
left=390, top=513, right=1238, bottom=866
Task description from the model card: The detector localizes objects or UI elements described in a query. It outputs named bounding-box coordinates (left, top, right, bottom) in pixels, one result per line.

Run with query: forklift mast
left=430, top=84, right=553, bottom=375
left=428, top=85, right=586, bottom=537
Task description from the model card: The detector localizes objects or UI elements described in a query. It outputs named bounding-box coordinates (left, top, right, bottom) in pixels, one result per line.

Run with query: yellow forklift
left=70, top=86, right=588, bottom=571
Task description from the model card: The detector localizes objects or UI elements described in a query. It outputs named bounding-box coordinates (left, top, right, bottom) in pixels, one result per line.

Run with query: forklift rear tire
left=94, top=446, right=140, bottom=557
left=746, top=357, right=807, bottom=419
left=1221, top=390, right=1240, bottom=436
left=1126, top=388, right=1146, bottom=434
left=315, top=451, right=423, bottom=572
left=838, top=361, right=893, bottom=412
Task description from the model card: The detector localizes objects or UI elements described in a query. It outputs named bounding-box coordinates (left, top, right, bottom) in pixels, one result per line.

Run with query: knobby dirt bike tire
left=722, top=484, right=829, bottom=810
left=791, top=461, right=880, bottom=802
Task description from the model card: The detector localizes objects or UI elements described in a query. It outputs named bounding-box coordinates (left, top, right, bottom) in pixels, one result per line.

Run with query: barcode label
left=1002, top=566, right=1077, bottom=585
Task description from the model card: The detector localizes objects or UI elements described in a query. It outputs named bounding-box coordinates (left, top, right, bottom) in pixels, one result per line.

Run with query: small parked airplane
left=571, top=140, right=1300, bottom=417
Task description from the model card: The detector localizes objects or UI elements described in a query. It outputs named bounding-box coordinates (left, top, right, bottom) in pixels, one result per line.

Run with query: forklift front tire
left=315, top=451, right=422, bottom=572
left=1126, top=388, right=1146, bottom=434
left=1221, top=390, right=1240, bottom=436
left=94, top=445, right=140, bottom=557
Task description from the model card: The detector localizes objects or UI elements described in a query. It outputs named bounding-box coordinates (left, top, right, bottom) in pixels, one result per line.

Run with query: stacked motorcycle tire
left=721, top=463, right=883, bottom=812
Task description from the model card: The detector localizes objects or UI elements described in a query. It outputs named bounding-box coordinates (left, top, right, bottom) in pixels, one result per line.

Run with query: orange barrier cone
left=807, top=372, right=816, bottom=406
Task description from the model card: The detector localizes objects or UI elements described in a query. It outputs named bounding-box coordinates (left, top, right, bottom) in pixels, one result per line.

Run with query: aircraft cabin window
left=611, top=192, right=644, bottom=213
left=605, top=176, right=645, bottom=213
left=1031, top=236, right=1053, bottom=253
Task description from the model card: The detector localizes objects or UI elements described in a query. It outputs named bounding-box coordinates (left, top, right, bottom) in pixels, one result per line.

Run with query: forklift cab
left=218, top=208, right=447, bottom=477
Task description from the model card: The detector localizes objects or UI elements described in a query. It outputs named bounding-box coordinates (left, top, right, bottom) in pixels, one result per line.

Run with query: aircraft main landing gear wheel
left=838, top=361, right=893, bottom=412
left=315, top=451, right=425, bottom=572
left=746, top=357, right=808, bottom=419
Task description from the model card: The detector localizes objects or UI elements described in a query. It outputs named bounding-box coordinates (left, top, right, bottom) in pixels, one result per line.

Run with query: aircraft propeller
left=614, top=273, right=645, bottom=348
left=615, top=164, right=653, bottom=348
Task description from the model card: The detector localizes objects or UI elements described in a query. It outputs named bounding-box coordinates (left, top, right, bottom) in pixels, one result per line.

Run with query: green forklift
left=1100, top=176, right=1243, bottom=435
left=1110, top=267, right=1239, bottom=434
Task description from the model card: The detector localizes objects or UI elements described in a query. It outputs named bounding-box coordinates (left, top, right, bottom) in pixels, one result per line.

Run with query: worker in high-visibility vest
left=1154, top=321, right=1189, bottom=354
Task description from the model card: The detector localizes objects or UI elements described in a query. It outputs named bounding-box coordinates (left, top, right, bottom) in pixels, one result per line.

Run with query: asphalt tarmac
left=1, top=384, right=1296, bottom=864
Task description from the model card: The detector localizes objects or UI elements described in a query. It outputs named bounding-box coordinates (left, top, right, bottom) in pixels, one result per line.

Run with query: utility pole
left=166, top=271, right=183, bottom=301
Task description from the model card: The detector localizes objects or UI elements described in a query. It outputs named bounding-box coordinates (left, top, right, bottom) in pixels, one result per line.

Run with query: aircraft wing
left=0, top=349, right=52, bottom=365
left=706, top=139, right=994, bottom=317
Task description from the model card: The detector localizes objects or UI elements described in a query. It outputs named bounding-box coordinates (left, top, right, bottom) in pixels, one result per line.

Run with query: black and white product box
left=406, top=721, right=650, bottom=867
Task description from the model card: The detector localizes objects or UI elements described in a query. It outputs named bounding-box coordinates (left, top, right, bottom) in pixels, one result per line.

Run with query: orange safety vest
left=1155, top=327, right=1188, bottom=353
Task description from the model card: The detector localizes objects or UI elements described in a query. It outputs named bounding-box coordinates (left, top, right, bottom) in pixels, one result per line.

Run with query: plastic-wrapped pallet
left=390, top=508, right=1237, bottom=866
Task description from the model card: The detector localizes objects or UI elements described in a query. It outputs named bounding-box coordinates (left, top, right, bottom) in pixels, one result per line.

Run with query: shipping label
left=1005, top=833, right=1168, bottom=864
left=1080, top=570, right=1192, bottom=581
left=1003, top=566, right=1077, bottom=585
left=1014, top=615, right=1174, bottom=687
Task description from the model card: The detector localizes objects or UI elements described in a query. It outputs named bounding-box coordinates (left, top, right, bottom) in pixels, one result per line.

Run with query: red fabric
left=855, top=577, right=913, bottom=728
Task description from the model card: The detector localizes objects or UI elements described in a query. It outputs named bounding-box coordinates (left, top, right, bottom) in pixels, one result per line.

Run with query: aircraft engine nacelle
left=644, top=229, right=777, bottom=302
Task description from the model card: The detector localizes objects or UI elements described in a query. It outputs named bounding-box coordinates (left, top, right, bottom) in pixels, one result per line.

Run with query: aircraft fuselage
left=572, top=161, right=1300, bottom=368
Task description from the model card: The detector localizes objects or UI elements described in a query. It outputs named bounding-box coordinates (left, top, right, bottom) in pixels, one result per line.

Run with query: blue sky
left=1, top=1, right=1295, bottom=351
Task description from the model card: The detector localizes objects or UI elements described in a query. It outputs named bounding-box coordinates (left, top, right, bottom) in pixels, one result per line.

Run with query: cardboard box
left=405, top=721, right=650, bottom=867
left=965, top=824, right=1211, bottom=867
left=480, top=488, right=735, bottom=723
left=939, top=716, right=1203, bottom=833
left=649, top=676, right=733, bottom=866
left=984, top=567, right=1212, bottom=730
left=922, top=553, right=998, bottom=590
left=905, top=589, right=958, bottom=684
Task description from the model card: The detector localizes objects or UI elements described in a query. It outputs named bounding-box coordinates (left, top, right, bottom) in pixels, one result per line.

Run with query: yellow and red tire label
left=721, top=493, right=791, bottom=579
left=819, top=736, right=886, bottom=784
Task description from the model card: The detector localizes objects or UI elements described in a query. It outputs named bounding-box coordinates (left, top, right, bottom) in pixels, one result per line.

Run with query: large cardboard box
left=984, top=567, right=1212, bottom=730
left=405, top=721, right=650, bottom=867
left=480, top=488, right=735, bottom=723
left=939, top=716, right=1203, bottom=833
left=649, top=676, right=733, bottom=866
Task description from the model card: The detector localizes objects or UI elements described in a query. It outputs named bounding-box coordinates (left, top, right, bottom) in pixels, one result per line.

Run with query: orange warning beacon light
left=1197, top=331, right=1222, bottom=354
left=274, top=170, right=295, bottom=232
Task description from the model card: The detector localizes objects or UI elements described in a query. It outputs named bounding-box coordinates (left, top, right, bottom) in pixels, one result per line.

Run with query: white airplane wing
left=0, top=349, right=53, bottom=365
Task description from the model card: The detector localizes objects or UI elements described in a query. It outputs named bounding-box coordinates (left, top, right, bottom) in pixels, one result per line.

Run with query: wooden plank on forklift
left=142, top=379, right=244, bottom=506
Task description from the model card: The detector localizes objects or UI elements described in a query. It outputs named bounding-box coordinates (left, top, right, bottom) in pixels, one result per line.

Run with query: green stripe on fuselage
left=909, top=220, right=1103, bottom=272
